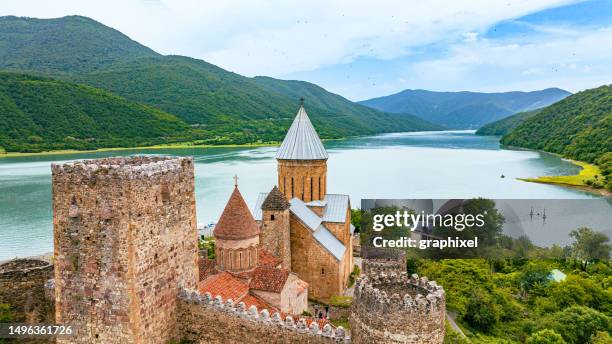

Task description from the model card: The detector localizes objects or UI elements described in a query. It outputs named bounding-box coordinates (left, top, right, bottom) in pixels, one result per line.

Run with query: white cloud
left=0, top=0, right=579, bottom=76
left=408, top=26, right=612, bottom=92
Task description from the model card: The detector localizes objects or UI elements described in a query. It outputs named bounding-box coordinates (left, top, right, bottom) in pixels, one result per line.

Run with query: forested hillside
left=0, top=73, right=201, bottom=152
left=476, top=109, right=542, bottom=136
left=360, top=88, right=570, bottom=128
left=0, top=15, right=158, bottom=74
left=501, top=85, right=612, bottom=190
left=0, top=15, right=441, bottom=151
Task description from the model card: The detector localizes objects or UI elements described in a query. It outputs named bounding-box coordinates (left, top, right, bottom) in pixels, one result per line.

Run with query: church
left=199, top=102, right=353, bottom=310
left=252, top=103, right=354, bottom=301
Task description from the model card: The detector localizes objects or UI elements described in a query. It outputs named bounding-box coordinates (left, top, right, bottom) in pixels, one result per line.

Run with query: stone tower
left=260, top=186, right=291, bottom=269
left=51, top=156, right=199, bottom=344
left=276, top=104, right=328, bottom=202
left=213, top=184, right=260, bottom=272
left=351, top=272, right=446, bottom=344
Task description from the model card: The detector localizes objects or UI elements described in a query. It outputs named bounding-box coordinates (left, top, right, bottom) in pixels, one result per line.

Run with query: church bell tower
left=276, top=99, right=328, bottom=202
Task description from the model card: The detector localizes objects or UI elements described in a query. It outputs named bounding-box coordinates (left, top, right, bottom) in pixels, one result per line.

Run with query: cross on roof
left=233, top=174, right=239, bottom=188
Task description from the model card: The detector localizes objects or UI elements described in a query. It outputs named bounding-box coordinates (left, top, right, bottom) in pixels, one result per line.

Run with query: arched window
left=271, top=214, right=275, bottom=220
left=302, top=176, right=305, bottom=200
left=310, top=178, right=313, bottom=201
left=321, top=268, right=325, bottom=275
left=239, top=252, right=243, bottom=269
left=318, top=177, right=321, bottom=199
left=291, top=177, right=294, bottom=198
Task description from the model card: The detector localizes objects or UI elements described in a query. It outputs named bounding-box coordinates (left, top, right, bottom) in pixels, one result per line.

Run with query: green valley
left=0, top=15, right=441, bottom=153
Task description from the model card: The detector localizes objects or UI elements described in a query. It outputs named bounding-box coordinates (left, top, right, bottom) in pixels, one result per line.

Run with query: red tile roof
left=199, top=272, right=249, bottom=301
left=198, top=257, right=217, bottom=281
left=241, top=293, right=276, bottom=313
left=258, top=249, right=282, bottom=268
left=249, top=266, right=289, bottom=293
left=214, top=187, right=260, bottom=240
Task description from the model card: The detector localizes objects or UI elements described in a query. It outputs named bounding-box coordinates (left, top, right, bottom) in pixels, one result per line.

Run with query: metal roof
left=252, top=192, right=268, bottom=221
left=289, top=198, right=322, bottom=231
left=322, top=194, right=350, bottom=223
left=313, top=225, right=346, bottom=261
left=276, top=106, right=328, bottom=160
left=305, top=200, right=327, bottom=207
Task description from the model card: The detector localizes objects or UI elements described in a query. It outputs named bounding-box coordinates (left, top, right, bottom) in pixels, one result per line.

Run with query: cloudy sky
left=2, top=0, right=611, bottom=100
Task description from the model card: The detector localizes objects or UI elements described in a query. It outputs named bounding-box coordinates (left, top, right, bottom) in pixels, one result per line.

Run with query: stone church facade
left=253, top=105, right=354, bottom=301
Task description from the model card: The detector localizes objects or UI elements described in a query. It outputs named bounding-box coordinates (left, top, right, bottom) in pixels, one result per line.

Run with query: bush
left=0, top=304, right=12, bottom=322
left=526, top=329, right=566, bottom=344
left=462, top=288, right=500, bottom=332
left=541, top=306, right=610, bottom=344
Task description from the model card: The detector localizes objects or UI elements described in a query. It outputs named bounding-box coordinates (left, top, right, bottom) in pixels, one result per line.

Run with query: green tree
left=519, top=262, right=550, bottom=295
left=542, top=306, right=610, bottom=344
left=526, top=329, right=567, bottom=344
left=462, top=288, right=500, bottom=332
left=350, top=208, right=362, bottom=233
left=569, top=227, right=611, bottom=270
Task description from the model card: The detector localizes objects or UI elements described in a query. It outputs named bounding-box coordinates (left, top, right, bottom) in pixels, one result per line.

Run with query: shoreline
left=0, top=141, right=282, bottom=158
left=0, top=130, right=468, bottom=158
left=516, top=159, right=610, bottom=197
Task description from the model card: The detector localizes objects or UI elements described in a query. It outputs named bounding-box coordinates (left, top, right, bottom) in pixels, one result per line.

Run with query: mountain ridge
left=360, top=88, right=571, bottom=129
left=0, top=15, right=442, bottom=150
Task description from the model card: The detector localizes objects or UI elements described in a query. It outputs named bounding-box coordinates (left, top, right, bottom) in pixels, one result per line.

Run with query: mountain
left=501, top=85, right=611, bottom=188
left=476, top=109, right=542, bottom=136
left=0, top=72, right=201, bottom=152
left=0, top=15, right=158, bottom=75
left=360, top=88, right=571, bottom=129
left=0, top=15, right=441, bottom=149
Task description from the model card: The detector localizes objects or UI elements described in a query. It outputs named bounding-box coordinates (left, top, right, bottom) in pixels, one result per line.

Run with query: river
left=0, top=130, right=601, bottom=260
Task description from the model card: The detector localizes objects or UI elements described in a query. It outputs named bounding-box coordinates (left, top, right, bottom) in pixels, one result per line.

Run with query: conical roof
left=261, top=186, right=290, bottom=211
left=276, top=106, right=328, bottom=160
left=214, top=186, right=260, bottom=240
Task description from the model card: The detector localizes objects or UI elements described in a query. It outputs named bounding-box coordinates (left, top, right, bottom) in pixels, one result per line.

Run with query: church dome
left=214, top=186, right=260, bottom=240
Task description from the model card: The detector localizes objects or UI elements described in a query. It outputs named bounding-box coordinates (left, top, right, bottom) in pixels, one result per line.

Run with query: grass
left=330, top=318, right=350, bottom=329
left=518, top=160, right=602, bottom=190
left=329, top=296, right=353, bottom=308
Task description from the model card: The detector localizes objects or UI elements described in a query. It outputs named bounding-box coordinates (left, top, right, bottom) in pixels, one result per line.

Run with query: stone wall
left=51, top=156, right=199, bottom=344
left=261, top=208, right=291, bottom=270
left=278, top=159, right=327, bottom=202
left=350, top=272, right=445, bottom=344
left=177, top=290, right=349, bottom=343
left=289, top=217, right=345, bottom=301
left=0, top=259, right=54, bottom=324
left=362, top=259, right=405, bottom=275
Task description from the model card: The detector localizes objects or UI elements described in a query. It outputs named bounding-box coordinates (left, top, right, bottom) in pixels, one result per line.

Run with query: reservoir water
left=0, top=130, right=603, bottom=260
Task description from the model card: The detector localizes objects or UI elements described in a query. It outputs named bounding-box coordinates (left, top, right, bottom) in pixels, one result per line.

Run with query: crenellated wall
left=362, top=259, right=405, bottom=275
left=177, top=289, right=350, bottom=343
left=350, top=272, right=446, bottom=344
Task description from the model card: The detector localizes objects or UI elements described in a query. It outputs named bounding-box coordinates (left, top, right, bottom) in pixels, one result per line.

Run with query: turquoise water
left=0, top=131, right=599, bottom=260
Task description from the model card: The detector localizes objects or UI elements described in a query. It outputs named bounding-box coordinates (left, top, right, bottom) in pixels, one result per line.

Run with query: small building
left=199, top=183, right=308, bottom=315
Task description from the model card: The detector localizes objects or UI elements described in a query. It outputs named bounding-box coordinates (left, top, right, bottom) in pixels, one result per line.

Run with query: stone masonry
left=51, top=156, right=198, bottom=344
left=277, top=159, right=327, bottom=202
left=350, top=272, right=446, bottom=344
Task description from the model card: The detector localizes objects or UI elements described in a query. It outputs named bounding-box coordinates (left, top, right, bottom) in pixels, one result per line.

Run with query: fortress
left=45, top=104, right=445, bottom=343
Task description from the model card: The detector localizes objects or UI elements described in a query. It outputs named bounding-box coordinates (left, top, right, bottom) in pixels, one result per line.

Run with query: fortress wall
left=51, top=156, right=198, bottom=344
left=177, top=290, right=349, bottom=344
left=350, top=272, right=445, bottom=344
left=0, top=259, right=54, bottom=326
